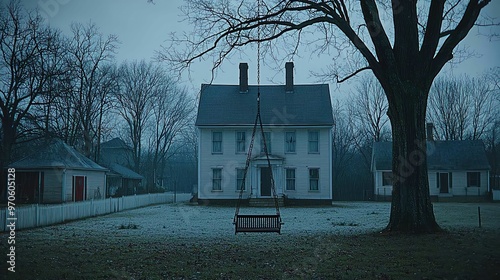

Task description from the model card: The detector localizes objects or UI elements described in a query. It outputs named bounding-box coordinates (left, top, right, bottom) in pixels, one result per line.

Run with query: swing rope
left=233, top=0, right=281, bottom=224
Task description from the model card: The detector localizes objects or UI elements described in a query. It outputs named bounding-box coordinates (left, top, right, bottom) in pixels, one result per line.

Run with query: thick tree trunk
left=1, top=119, right=16, bottom=202
left=384, top=86, right=441, bottom=233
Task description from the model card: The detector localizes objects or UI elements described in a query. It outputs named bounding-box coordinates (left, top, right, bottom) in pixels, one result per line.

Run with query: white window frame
left=467, top=172, right=480, bottom=188
left=212, top=131, right=223, bottom=154
left=212, top=168, right=222, bottom=191
left=236, top=131, right=246, bottom=153
left=260, top=131, right=272, bottom=154
left=285, top=131, right=296, bottom=153
left=382, top=171, right=393, bottom=186
left=236, top=168, right=246, bottom=191
left=285, top=168, right=296, bottom=191
left=309, top=168, right=320, bottom=191
left=308, top=131, right=319, bottom=154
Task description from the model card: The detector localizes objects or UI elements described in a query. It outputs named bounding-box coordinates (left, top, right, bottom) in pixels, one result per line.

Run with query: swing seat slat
left=234, top=214, right=282, bottom=234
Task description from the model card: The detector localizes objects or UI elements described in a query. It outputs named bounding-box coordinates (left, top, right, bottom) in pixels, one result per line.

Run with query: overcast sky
left=18, top=0, right=500, bottom=98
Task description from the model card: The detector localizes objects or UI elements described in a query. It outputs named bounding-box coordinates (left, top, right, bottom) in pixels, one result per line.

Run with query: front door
left=74, top=176, right=85, bottom=201
left=260, top=167, right=272, bottom=197
left=439, top=173, right=449, bottom=193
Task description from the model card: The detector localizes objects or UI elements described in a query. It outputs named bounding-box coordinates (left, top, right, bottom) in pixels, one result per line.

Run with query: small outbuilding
left=9, top=139, right=107, bottom=203
left=371, top=139, right=490, bottom=200
left=106, top=163, right=144, bottom=197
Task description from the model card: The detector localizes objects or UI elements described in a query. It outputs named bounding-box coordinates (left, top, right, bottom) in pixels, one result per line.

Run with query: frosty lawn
left=2, top=199, right=499, bottom=279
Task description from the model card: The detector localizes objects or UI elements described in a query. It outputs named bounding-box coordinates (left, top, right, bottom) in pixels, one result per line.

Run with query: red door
left=74, top=176, right=85, bottom=201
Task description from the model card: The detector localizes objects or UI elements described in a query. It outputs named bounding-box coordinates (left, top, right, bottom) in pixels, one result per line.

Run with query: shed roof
left=10, top=139, right=107, bottom=171
left=195, top=84, right=334, bottom=127
left=101, top=137, right=131, bottom=149
left=108, top=163, right=143, bottom=180
left=372, top=140, right=490, bottom=171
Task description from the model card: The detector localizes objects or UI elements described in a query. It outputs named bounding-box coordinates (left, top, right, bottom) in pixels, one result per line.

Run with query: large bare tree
left=65, top=22, right=118, bottom=158
left=162, top=0, right=496, bottom=233
left=115, top=60, right=165, bottom=173
left=0, top=1, right=60, bottom=167
left=146, top=84, right=194, bottom=191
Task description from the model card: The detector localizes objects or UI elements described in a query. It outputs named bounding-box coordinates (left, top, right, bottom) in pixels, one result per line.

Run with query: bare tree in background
left=469, top=76, right=498, bottom=140
left=65, top=22, right=119, bottom=158
left=115, top=60, right=164, bottom=173
left=428, top=74, right=498, bottom=141
left=427, top=76, right=470, bottom=140
left=348, top=75, right=390, bottom=168
left=331, top=100, right=356, bottom=192
left=146, top=85, right=194, bottom=191
left=33, top=33, right=67, bottom=140
left=0, top=2, right=60, bottom=168
left=162, top=0, right=497, bottom=233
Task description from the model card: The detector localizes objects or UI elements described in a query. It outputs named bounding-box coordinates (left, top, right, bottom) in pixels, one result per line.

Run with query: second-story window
left=260, top=132, right=271, bottom=154
left=285, top=131, right=296, bottom=153
left=212, top=132, right=222, bottom=153
left=308, top=131, right=319, bottom=153
left=236, top=131, right=246, bottom=153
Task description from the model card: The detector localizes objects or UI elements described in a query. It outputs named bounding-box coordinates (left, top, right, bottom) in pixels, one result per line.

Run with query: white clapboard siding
left=198, top=127, right=332, bottom=200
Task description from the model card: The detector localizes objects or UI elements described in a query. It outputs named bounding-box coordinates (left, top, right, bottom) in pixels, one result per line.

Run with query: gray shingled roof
left=10, top=139, right=107, bottom=171
left=372, top=140, right=490, bottom=171
left=196, top=84, right=334, bottom=126
left=108, top=163, right=143, bottom=180
left=101, top=137, right=131, bottom=149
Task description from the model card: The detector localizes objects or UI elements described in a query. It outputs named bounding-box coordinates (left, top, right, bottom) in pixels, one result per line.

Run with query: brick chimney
left=285, top=62, right=294, bottom=92
left=426, top=123, right=434, bottom=141
left=239, top=63, right=248, bottom=92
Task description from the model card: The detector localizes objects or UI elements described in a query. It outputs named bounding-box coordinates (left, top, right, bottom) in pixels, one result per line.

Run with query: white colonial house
left=195, top=62, right=334, bottom=205
left=371, top=124, right=491, bottom=200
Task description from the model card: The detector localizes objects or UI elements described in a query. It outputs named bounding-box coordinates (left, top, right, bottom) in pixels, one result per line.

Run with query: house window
left=309, top=168, right=319, bottom=191
left=308, top=131, right=319, bottom=153
left=212, top=132, right=222, bottom=153
left=285, top=131, right=296, bottom=153
left=467, top=172, right=480, bottom=188
left=236, top=131, right=246, bottom=153
left=260, top=132, right=271, bottom=154
left=285, top=168, right=296, bottom=190
left=382, top=172, right=393, bottom=186
left=212, top=168, right=222, bottom=191
left=236, top=168, right=245, bottom=191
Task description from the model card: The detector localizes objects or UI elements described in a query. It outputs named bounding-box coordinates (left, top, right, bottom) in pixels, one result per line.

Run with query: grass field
left=1, top=201, right=499, bottom=279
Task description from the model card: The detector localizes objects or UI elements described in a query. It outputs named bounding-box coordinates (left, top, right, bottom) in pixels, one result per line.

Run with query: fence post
left=478, top=206, right=482, bottom=228
left=36, top=204, right=39, bottom=227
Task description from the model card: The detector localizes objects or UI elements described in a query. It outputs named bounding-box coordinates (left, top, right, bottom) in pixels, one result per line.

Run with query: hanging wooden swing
left=232, top=101, right=283, bottom=234
left=233, top=0, right=283, bottom=234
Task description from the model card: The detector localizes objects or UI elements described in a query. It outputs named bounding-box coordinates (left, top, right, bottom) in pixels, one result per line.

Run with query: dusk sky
left=20, top=0, right=500, bottom=98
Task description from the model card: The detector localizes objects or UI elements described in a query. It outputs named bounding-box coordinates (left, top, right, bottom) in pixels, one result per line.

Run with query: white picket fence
left=1, top=193, right=176, bottom=232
